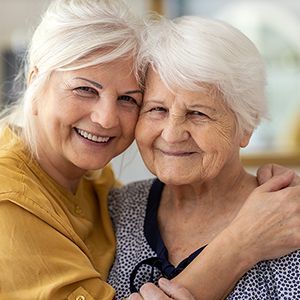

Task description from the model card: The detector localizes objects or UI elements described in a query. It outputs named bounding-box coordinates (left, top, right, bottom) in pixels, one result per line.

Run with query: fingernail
left=159, top=277, right=170, bottom=287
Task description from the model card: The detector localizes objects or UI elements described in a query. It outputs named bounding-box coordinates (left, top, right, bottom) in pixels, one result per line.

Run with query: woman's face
left=33, top=57, right=142, bottom=176
left=135, top=69, right=250, bottom=185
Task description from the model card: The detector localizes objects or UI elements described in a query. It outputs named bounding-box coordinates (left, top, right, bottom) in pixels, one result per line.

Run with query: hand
left=127, top=278, right=196, bottom=300
left=257, top=163, right=300, bottom=186
left=227, top=170, right=300, bottom=265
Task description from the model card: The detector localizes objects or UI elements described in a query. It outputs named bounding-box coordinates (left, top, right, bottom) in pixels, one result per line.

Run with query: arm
left=0, top=201, right=115, bottom=300
left=172, top=170, right=300, bottom=299
left=133, top=170, right=300, bottom=300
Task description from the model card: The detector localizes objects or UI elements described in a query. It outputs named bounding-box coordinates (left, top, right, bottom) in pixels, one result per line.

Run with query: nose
left=90, top=97, right=119, bottom=129
left=161, top=115, right=189, bottom=143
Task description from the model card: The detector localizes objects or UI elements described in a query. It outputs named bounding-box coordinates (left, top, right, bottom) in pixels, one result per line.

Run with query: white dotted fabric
left=108, top=179, right=300, bottom=300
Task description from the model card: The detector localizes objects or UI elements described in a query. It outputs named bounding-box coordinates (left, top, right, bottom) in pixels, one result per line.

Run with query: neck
left=162, top=162, right=257, bottom=211
left=36, top=146, right=84, bottom=193
left=158, top=162, right=258, bottom=265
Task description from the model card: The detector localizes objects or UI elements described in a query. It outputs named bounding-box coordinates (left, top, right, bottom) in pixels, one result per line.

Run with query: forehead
left=52, top=56, right=137, bottom=83
left=144, top=68, right=225, bottom=109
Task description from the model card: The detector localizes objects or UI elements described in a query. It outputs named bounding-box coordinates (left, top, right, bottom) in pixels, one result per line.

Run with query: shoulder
left=108, top=178, right=155, bottom=220
left=109, top=178, right=155, bottom=206
left=0, top=145, right=72, bottom=236
left=228, top=250, right=300, bottom=299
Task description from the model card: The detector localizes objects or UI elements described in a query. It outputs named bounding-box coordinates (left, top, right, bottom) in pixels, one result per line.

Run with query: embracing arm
left=171, top=169, right=300, bottom=299
left=133, top=167, right=300, bottom=300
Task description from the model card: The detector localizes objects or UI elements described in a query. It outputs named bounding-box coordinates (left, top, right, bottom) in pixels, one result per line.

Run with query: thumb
left=257, top=170, right=295, bottom=192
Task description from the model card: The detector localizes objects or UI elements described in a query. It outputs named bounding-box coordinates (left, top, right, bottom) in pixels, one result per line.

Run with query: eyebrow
left=74, top=77, right=103, bottom=89
left=125, top=90, right=143, bottom=95
left=74, top=77, right=143, bottom=95
left=188, top=104, right=216, bottom=112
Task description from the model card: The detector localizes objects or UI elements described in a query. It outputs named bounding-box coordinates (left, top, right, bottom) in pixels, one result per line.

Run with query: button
left=75, top=296, right=85, bottom=300
left=74, top=205, right=82, bottom=215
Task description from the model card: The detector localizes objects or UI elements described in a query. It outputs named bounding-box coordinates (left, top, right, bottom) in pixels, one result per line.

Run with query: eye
left=187, top=110, right=210, bottom=122
left=73, top=86, right=98, bottom=98
left=188, top=110, right=208, bottom=117
left=118, top=95, right=140, bottom=107
left=142, top=106, right=168, bottom=120
left=149, top=107, right=167, bottom=112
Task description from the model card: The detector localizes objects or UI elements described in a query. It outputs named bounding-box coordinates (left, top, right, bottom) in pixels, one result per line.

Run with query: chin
left=74, top=158, right=111, bottom=172
left=156, top=172, right=189, bottom=186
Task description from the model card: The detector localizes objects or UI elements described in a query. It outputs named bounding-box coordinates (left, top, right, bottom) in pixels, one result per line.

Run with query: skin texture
left=136, top=68, right=251, bottom=187
left=132, top=68, right=300, bottom=300
left=135, top=68, right=256, bottom=265
left=31, top=57, right=142, bottom=192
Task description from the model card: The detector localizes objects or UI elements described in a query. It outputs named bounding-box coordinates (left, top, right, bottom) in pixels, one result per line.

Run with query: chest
left=158, top=205, right=236, bottom=265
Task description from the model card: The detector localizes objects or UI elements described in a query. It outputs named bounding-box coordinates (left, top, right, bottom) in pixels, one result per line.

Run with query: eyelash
left=145, top=107, right=210, bottom=123
left=118, top=95, right=140, bottom=107
left=149, top=107, right=167, bottom=112
left=73, top=86, right=98, bottom=97
left=73, top=88, right=140, bottom=107
left=188, top=111, right=208, bottom=117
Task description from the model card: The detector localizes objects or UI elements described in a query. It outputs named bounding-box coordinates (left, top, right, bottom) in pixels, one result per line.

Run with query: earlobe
left=240, top=130, right=253, bottom=148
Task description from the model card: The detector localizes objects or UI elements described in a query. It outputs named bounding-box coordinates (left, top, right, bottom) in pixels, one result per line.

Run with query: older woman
left=108, top=16, right=300, bottom=299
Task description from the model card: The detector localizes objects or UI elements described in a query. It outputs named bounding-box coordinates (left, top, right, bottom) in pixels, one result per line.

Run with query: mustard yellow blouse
left=0, top=127, right=117, bottom=299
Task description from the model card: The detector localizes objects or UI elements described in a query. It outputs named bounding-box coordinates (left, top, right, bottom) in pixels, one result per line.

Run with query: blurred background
left=1, top=0, right=299, bottom=183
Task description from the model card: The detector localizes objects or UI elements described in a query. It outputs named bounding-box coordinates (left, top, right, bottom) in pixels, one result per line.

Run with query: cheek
left=121, top=111, right=139, bottom=137
left=193, top=123, right=237, bottom=155
left=213, top=118, right=238, bottom=146
left=135, top=118, right=156, bottom=154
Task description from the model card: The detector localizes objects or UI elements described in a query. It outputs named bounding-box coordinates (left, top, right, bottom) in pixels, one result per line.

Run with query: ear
left=28, top=66, right=38, bottom=85
left=28, top=67, right=39, bottom=115
left=240, top=130, right=253, bottom=148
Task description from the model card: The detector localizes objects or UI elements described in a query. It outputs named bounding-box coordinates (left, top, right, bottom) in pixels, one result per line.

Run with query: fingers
left=257, top=164, right=300, bottom=187
left=135, top=280, right=196, bottom=300
left=139, top=282, right=171, bottom=299
left=127, top=292, right=143, bottom=300
left=256, top=169, right=295, bottom=192
left=289, top=172, right=300, bottom=187
left=158, top=278, right=195, bottom=300
left=256, top=163, right=274, bottom=185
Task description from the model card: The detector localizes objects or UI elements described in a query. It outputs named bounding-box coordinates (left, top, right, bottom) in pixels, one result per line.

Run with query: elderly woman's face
left=33, top=57, right=142, bottom=173
left=135, top=69, right=249, bottom=185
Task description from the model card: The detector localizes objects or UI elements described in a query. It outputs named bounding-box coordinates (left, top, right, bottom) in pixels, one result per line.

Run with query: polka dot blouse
left=108, top=179, right=300, bottom=300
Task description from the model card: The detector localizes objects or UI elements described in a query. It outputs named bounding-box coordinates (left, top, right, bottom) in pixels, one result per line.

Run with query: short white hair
left=139, top=15, right=267, bottom=133
left=1, top=0, right=143, bottom=154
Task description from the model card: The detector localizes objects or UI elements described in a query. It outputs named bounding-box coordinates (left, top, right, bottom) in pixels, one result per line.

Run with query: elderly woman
left=108, top=16, right=300, bottom=299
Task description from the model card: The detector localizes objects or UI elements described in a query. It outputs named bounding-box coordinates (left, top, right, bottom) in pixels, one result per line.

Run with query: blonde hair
left=1, top=0, right=143, bottom=154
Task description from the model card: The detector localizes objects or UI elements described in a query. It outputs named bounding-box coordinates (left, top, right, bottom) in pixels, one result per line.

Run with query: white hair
left=139, top=15, right=267, bottom=133
left=1, top=0, right=143, bottom=154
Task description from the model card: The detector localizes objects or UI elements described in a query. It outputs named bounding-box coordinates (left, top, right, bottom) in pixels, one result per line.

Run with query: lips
left=75, top=127, right=112, bottom=143
left=159, top=149, right=196, bottom=156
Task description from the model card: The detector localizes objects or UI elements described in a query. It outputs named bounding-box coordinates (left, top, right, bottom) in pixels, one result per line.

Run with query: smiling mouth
left=74, top=128, right=113, bottom=143
left=160, top=150, right=196, bottom=157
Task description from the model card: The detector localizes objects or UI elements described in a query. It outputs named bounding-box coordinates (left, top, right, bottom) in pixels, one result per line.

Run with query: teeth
left=77, top=128, right=110, bottom=143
